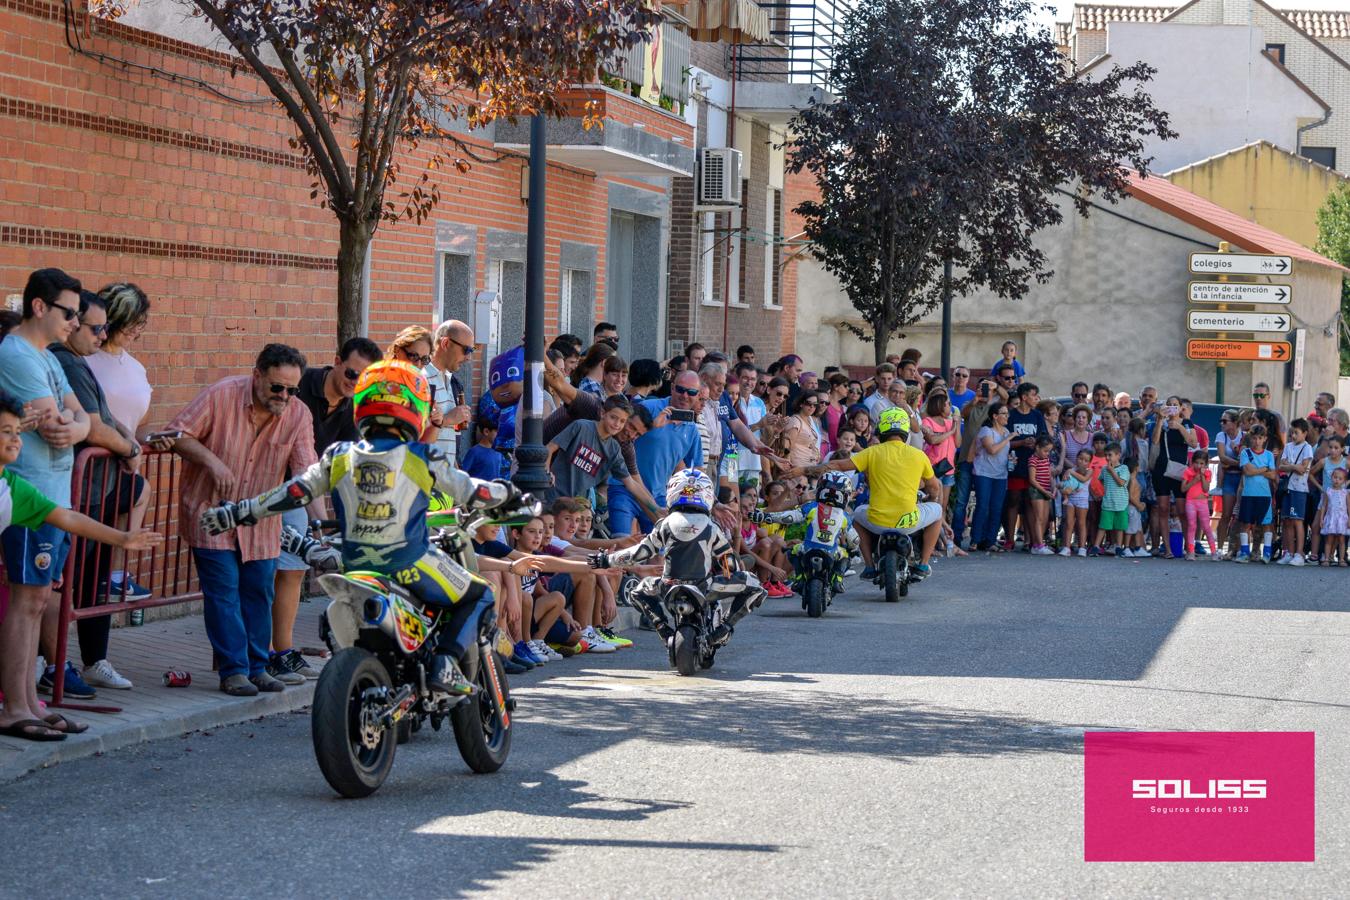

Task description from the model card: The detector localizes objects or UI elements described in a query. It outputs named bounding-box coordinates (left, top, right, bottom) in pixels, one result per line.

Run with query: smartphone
left=145, top=429, right=183, bottom=442
left=1164, top=405, right=1180, bottom=417
left=429, top=383, right=439, bottom=405
left=668, top=408, right=696, bottom=423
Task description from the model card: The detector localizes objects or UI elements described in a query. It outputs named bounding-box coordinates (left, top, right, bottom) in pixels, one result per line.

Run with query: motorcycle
left=662, top=580, right=723, bottom=677
left=309, top=500, right=538, bottom=799
left=793, top=546, right=840, bottom=618
left=873, top=530, right=921, bottom=603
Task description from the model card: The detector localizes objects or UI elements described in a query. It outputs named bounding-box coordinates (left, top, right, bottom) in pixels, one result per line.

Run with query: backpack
left=1089, top=459, right=1107, bottom=499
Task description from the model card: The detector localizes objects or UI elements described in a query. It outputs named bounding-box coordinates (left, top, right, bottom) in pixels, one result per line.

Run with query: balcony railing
left=601, top=17, right=692, bottom=110
left=733, top=0, right=849, bottom=89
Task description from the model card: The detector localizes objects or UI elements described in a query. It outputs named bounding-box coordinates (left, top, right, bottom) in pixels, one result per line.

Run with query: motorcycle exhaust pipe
left=677, top=601, right=696, bottom=615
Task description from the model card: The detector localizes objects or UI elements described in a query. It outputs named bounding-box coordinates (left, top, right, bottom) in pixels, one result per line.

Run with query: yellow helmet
left=878, top=406, right=910, bottom=437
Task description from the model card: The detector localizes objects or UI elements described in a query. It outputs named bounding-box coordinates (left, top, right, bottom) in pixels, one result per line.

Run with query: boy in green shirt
left=0, top=392, right=161, bottom=742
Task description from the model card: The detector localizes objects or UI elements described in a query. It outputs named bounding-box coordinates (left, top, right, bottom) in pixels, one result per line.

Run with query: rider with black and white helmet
left=590, top=469, right=766, bottom=647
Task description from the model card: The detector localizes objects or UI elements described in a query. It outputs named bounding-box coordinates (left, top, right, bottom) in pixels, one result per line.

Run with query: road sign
left=1186, top=339, right=1291, bottom=362
left=1187, top=282, right=1291, bottom=305
left=1189, top=252, right=1292, bottom=276
left=1291, top=328, right=1306, bottom=391
left=1186, top=310, right=1291, bottom=333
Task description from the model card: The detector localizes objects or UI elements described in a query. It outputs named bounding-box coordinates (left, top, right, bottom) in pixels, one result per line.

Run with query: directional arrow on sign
left=1187, top=310, right=1291, bottom=333
left=1187, top=282, right=1292, bottom=305
left=1189, top=253, right=1293, bottom=276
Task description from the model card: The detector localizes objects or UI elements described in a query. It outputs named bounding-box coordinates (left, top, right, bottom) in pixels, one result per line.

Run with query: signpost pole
left=1216, top=242, right=1228, bottom=406
left=940, top=258, right=952, bottom=380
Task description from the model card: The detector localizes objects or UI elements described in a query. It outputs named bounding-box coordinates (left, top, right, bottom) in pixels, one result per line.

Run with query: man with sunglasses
left=0, top=268, right=95, bottom=706
left=165, top=343, right=317, bottom=696
left=48, top=289, right=148, bottom=693
left=1252, top=381, right=1286, bottom=440
left=426, top=319, right=476, bottom=461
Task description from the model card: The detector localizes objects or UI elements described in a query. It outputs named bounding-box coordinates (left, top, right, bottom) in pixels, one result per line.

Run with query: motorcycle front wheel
left=804, top=577, right=826, bottom=618
left=311, top=647, right=396, bottom=799
left=451, top=643, right=512, bottom=773
left=673, top=624, right=699, bottom=676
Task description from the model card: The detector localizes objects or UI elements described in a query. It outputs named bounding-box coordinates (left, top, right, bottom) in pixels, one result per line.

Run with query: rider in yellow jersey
left=796, top=408, right=944, bottom=579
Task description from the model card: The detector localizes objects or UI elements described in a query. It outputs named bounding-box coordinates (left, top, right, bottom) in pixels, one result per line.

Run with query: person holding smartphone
left=951, top=376, right=1007, bottom=548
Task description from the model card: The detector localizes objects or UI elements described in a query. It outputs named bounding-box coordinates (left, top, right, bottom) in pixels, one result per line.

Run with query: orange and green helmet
left=353, top=360, right=431, bottom=441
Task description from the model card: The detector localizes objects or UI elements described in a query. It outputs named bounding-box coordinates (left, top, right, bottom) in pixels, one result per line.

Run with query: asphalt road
left=4, top=554, right=1350, bottom=898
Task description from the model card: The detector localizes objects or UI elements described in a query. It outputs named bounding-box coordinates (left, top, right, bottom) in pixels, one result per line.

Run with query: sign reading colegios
left=1188, top=253, right=1293, bottom=276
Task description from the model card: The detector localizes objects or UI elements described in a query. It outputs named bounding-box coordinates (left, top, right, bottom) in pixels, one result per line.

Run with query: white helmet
left=817, top=471, right=852, bottom=507
left=666, top=468, right=715, bottom=513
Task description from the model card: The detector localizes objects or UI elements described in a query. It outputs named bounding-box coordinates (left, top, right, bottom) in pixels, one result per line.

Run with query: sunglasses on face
left=1253, top=392, right=1268, bottom=399
left=1072, top=393, right=1087, bottom=400
left=403, top=351, right=432, bottom=367
left=82, top=320, right=108, bottom=337
left=445, top=336, right=475, bottom=356
left=48, top=302, right=79, bottom=322
left=343, top=367, right=361, bottom=381
left=674, top=385, right=700, bottom=397
left=999, top=375, right=1015, bottom=381
left=268, top=383, right=300, bottom=397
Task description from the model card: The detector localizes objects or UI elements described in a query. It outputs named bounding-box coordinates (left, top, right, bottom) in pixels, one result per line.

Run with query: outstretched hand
left=120, top=529, right=164, bottom=551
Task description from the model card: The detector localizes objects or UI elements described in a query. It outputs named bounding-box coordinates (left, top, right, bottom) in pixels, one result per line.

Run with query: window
left=439, top=253, right=472, bottom=323
left=487, top=259, right=525, bottom=359
left=701, top=210, right=727, bottom=306
left=765, top=187, right=783, bottom=309
left=1302, top=146, right=1337, bottom=170
left=560, top=268, right=593, bottom=338
left=1264, top=43, right=1285, bottom=65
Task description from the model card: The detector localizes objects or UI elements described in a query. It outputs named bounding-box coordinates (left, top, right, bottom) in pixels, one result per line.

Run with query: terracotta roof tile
left=1279, top=9, right=1350, bottom=40
left=1074, top=4, right=1176, bottom=31
left=1126, top=173, right=1350, bottom=274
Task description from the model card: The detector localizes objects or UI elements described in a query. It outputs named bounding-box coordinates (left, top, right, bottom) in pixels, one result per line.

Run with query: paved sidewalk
left=0, top=598, right=643, bottom=783
left=0, top=599, right=329, bottom=783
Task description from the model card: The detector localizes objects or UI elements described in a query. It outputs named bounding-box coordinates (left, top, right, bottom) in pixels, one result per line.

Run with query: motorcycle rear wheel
left=882, top=551, right=905, bottom=602
left=673, top=624, right=699, bottom=676
left=451, top=643, right=512, bottom=773
left=312, top=647, right=396, bottom=799
left=804, top=577, right=826, bottom=618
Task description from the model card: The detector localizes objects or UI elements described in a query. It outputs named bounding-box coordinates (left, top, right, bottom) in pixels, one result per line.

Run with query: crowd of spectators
left=3, top=264, right=1343, bottom=736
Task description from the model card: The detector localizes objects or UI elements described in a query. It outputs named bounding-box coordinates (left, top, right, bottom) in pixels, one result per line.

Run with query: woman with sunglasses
left=822, top=373, right=850, bottom=455
left=780, top=392, right=823, bottom=490
left=386, top=326, right=444, bottom=438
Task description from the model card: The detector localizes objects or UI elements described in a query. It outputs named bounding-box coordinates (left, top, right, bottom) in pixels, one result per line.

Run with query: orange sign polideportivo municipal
left=1186, top=339, right=1291, bottom=362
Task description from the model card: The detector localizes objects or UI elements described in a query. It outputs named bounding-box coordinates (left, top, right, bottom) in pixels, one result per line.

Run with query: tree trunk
left=874, top=323, right=891, bottom=366
left=336, top=218, right=372, bottom=346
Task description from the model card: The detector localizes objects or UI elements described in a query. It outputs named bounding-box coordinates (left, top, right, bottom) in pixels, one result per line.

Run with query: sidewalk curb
left=0, top=683, right=315, bottom=785
left=2, top=613, right=644, bottom=785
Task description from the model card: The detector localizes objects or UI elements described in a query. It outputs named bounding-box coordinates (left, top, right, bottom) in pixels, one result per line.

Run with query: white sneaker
left=1290, top=554, right=1306, bottom=567
left=1076, top=548, right=1088, bottom=558
left=1057, top=547, right=1071, bottom=557
left=581, top=627, right=617, bottom=653
left=83, top=659, right=132, bottom=690
left=529, top=640, right=560, bottom=662
left=1275, top=555, right=1292, bottom=565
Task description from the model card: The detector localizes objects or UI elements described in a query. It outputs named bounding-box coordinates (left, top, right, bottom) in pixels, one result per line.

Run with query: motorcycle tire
left=882, top=551, right=904, bottom=603
left=673, top=624, right=699, bottom=677
left=804, top=577, right=826, bottom=618
left=311, top=647, right=396, bottom=799
left=451, top=645, right=512, bottom=774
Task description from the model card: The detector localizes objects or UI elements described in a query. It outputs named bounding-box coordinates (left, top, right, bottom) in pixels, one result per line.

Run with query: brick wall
left=0, top=0, right=648, bottom=424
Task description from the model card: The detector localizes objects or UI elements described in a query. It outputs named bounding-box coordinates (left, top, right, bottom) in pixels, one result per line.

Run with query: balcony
left=732, top=0, right=849, bottom=89
left=493, top=16, right=695, bottom=177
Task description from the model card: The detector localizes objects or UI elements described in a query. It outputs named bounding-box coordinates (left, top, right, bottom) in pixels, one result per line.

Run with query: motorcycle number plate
left=390, top=595, right=431, bottom=652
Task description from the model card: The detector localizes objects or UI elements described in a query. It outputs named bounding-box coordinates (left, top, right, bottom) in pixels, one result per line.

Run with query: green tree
left=786, top=0, right=1175, bottom=364
left=97, top=0, right=656, bottom=343
left=1315, top=182, right=1350, bottom=375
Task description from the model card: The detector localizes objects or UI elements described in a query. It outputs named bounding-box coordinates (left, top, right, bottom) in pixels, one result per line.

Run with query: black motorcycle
left=663, top=580, right=723, bottom=676
left=793, top=546, right=841, bottom=618
left=308, top=500, right=537, bottom=798
left=874, top=530, right=921, bottom=603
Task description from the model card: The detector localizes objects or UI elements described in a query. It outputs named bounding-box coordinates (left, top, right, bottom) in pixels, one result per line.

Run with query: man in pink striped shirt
left=166, top=344, right=316, bottom=697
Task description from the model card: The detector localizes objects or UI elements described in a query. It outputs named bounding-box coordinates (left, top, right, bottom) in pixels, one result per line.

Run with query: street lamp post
left=513, top=113, right=551, bottom=494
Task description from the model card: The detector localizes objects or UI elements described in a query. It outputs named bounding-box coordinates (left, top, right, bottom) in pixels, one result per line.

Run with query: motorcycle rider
left=199, top=360, right=525, bottom=697
left=749, top=471, right=858, bottom=593
left=588, top=469, right=766, bottom=647
left=794, top=407, right=943, bottom=579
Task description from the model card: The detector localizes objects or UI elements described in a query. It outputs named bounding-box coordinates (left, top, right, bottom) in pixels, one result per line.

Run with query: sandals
left=0, top=718, right=67, bottom=742
left=43, top=712, right=89, bottom=734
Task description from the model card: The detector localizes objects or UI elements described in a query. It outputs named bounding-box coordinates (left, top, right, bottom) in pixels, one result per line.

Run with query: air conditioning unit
left=697, top=148, right=742, bottom=207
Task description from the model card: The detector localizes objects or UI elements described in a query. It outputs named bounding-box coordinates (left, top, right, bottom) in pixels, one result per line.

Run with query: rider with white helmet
left=590, top=469, right=766, bottom=648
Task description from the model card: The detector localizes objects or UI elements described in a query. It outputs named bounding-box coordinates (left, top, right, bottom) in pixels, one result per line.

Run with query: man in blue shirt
left=948, top=366, right=976, bottom=412
left=609, top=371, right=704, bottom=534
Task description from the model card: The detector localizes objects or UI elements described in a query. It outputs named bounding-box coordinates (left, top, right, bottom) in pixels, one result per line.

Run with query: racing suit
left=211, top=436, right=515, bottom=659
left=601, top=509, right=767, bottom=645
left=758, top=502, right=858, bottom=590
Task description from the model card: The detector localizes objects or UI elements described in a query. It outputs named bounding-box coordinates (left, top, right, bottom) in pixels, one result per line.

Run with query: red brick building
left=0, top=0, right=833, bottom=425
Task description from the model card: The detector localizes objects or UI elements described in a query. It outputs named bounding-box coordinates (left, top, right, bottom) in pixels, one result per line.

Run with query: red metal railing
left=49, top=446, right=201, bottom=710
